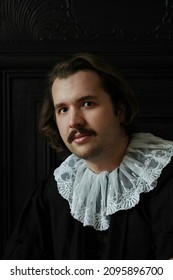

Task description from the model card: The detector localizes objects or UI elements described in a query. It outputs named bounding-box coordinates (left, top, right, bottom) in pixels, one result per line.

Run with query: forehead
left=52, top=70, right=103, bottom=96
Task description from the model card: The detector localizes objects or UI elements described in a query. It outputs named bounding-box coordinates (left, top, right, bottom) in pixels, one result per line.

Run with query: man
left=4, top=53, right=173, bottom=259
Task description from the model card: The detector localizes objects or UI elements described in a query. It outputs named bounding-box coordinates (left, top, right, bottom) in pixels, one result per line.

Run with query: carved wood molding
left=0, top=0, right=173, bottom=45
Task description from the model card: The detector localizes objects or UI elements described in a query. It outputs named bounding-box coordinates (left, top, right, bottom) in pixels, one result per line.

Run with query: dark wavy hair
left=39, top=53, right=139, bottom=152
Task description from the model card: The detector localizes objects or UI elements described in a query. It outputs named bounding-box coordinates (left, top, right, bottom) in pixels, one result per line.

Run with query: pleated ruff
left=54, top=133, right=173, bottom=230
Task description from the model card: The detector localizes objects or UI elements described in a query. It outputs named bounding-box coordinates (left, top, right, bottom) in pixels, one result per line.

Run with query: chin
left=67, top=141, right=101, bottom=159
left=73, top=147, right=102, bottom=161
left=73, top=151, right=90, bottom=160
left=71, top=148, right=91, bottom=159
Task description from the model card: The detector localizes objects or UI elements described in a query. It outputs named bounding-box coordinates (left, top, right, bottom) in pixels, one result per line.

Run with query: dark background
left=1, top=0, right=173, bottom=258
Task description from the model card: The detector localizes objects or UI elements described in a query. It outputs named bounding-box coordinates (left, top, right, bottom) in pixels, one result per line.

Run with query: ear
left=117, top=104, right=126, bottom=123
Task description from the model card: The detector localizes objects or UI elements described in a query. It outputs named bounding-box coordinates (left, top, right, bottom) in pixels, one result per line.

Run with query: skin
left=52, top=70, right=129, bottom=173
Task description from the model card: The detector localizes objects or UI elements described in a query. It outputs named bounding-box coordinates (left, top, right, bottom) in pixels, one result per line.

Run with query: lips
left=74, top=133, right=89, bottom=139
left=73, top=134, right=90, bottom=144
left=72, top=133, right=91, bottom=144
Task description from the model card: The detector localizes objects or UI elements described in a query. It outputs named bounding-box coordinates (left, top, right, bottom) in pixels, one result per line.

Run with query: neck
left=85, top=135, right=130, bottom=174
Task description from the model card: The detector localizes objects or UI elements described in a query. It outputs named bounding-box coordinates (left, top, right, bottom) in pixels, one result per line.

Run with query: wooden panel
left=2, top=70, right=56, bottom=249
left=127, top=70, right=173, bottom=140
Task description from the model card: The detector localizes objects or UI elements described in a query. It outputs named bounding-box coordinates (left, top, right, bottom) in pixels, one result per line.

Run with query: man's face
left=52, top=70, right=126, bottom=167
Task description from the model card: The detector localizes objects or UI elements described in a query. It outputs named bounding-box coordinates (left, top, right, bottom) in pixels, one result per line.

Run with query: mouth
left=73, top=133, right=91, bottom=144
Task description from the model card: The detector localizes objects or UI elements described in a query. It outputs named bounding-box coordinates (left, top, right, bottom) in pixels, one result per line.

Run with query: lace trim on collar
left=54, top=133, right=173, bottom=231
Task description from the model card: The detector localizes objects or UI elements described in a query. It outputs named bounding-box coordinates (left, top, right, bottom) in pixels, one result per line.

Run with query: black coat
left=3, top=159, right=173, bottom=259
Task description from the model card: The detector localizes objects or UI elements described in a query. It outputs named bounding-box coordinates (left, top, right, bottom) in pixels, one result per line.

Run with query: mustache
left=67, top=127, right=97, bottom=144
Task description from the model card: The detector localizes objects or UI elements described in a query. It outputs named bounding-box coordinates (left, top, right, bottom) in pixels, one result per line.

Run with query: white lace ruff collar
left=54, top=133, right=173, bottom=231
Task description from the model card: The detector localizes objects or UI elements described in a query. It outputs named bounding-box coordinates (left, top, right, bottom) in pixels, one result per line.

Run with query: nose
left=69, top=108, right=85, bottom=129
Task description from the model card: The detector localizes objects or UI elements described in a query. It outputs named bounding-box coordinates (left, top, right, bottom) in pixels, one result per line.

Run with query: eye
left=83, top=101, right=94, bottom=107
left=58, top=107, right=68, bottom=114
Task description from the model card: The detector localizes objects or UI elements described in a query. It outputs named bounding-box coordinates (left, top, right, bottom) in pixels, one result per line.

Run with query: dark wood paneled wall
left=1, top=0, right=173, bottom=258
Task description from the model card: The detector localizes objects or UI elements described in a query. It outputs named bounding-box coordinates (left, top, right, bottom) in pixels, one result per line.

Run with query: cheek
left=91, top=109, right=116, bottom=129
left=88, top=107, right=110, bottom=123
left=56, top=119, right=68, bottom=140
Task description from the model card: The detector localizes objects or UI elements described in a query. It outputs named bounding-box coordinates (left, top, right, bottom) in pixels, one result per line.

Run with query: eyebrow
left=54, top=95, right=98, bottom=109
left=77, top=95, right=98, bottom=102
